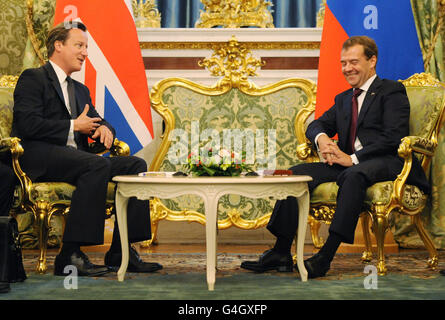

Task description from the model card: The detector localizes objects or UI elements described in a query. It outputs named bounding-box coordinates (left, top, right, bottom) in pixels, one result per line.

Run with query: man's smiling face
left=341, top=44, right=376, bottom=88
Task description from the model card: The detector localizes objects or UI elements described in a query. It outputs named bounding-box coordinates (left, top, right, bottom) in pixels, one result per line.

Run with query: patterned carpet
left=2, top=249, right=444, bottom=301
left=21, top=249, right=445, bottom=280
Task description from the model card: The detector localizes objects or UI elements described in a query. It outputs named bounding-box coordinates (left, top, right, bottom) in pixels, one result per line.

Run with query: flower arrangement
left=186, top=148, right=252, bottom=176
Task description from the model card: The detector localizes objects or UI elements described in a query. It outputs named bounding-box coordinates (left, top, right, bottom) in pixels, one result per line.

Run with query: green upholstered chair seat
left=28, top=182, right=116, bottom=204
left=311, top=181, right=424, bottom=211
left=310, top=182, right=338, bottom=205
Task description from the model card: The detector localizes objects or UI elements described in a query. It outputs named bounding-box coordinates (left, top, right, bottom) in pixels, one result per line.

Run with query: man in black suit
left=0, top=161, right=16, bottom=293
left=241, top=36, right=430, bottom=278
left=0, top=162, right=15, bottom=218
left=12, top=21, right=162, bottom=276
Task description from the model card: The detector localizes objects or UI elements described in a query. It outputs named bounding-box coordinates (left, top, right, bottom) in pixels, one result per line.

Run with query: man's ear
left=54, top=40, right=63, bottom=53
left=370, top=55, right=377, bottom=69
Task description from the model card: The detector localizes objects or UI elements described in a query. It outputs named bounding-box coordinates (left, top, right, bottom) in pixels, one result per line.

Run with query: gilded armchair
left=295, top=73, right=445, bottom=275
left=0, top=74, right=130, bottom=274
left=146, top=37, right=314, bottom=245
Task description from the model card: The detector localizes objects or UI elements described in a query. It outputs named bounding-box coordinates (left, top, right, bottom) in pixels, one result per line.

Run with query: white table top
left=113, top=174, right=312, bottom=184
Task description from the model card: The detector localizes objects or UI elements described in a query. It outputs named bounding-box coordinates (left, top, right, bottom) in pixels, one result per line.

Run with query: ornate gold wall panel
left=140, top=41, right=320, bottom=50
left=132, top=0, right=161, bottom=28
left=195, top=0, right=274, bottom=28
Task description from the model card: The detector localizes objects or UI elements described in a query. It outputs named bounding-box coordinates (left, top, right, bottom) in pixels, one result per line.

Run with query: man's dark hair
left=342, top=36, right=378, bottom=61
left=46, top=21, right=87, bottom=58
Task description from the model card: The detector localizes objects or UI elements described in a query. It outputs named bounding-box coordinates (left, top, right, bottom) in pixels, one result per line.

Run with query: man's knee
left=89, top=155, right=112, bottom=175
left=129, top=156, right=147, bottom=173
left=112, top=156, right=147, bottom=175
left=289, top=162, right=315, bottom=175
left=337, top=168, right=368, bottom=188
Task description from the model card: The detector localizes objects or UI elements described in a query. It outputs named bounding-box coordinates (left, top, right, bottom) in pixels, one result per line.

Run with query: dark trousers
left=34, top=146, right=151, bottom=246
left=267, top=155, right=409, bottom=244
left=0, top=162, right=15, bottom=217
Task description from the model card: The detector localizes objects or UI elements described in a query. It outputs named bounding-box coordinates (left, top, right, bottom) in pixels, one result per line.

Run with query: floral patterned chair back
left=148, top=37, right=316, bottom=244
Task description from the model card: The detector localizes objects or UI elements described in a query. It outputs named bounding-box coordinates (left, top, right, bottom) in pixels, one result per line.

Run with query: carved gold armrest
left=0, top=137, right=33, bottom=209
left=296, top=142, right=319, bottom=163
left=399, top=135, right=436, bottom=157
left=0, top=137, right=19, bottom=151
left=89, top=138, right=131, bottom=157
left=110, top=138, right=130, bottom=157
left=393, top=136, right=434, bottom=202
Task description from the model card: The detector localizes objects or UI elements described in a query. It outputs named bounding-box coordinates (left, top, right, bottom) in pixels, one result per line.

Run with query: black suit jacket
left=12, top=62, right=115, bottom=180
left=306, top=76, right=429, bottom=193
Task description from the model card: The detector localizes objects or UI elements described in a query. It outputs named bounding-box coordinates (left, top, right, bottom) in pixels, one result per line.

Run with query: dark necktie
left=66, top=76, right=77, bottom=119
left=66, top=76, right=81, bottom=147
left=347, top=88, right=363, bottom=154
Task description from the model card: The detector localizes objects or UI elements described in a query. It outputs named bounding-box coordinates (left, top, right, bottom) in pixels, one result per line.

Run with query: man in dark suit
left=241, top=36, right=430, bottom=278
left=0, top=162, right=15, bottom=218
left=12, top=21, right=162, bottom=276
left=0, top=161, right=16, bottom=293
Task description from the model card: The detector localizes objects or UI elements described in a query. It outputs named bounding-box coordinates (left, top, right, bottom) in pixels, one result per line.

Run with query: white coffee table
left=113, top=174, right=312, bottom=290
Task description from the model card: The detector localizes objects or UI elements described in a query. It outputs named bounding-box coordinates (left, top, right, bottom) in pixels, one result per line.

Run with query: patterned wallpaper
left=0, top=0, right=27, bottom=76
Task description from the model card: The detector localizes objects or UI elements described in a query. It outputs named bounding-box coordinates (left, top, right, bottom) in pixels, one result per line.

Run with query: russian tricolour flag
left=316, top=0, right=424, bottom=117
left=54, top=0, right=153, bottom=154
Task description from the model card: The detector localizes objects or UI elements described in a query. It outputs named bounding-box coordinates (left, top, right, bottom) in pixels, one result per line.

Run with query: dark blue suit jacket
left=12, top=62, right=115, bottom=180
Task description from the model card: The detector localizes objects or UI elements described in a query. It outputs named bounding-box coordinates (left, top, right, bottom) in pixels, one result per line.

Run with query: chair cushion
left=310, top=182, right=338, bottom=204
left=29, top=182, right=116, bottom=203
left=311, top=181, right=425, bottom=210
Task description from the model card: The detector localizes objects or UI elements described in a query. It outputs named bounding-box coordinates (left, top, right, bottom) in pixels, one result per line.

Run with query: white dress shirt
left=49, top=60, right=77, bottom=148
left=315, top=74, right=377, bottom=164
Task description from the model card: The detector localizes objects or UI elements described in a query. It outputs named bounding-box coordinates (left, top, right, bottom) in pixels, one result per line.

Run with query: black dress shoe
left=0, top=282, right=10, bottom=294
left=303, top=253, right=331, bottom=279
left=440, top=269, right=445, bottom=276
left=54, top=251, right=110, bottom=277
left=240, top=249, right=293, bottom=273
left=105, top=246, right=163, bottom=273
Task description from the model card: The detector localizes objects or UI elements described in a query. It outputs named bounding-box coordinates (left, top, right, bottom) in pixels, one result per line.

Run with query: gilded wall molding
left=195, top=0, right=274, bottom=28
left=140, top=41, right=320, bottom=50
left=132, top=0, right=161, bottom=28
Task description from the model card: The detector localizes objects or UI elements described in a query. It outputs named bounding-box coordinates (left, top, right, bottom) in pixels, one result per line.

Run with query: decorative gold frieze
left=195, top=0, right=274, bottom=28
left=139, top=41, right=320, bottom=50
left=132, top=0, right=161, bottom=28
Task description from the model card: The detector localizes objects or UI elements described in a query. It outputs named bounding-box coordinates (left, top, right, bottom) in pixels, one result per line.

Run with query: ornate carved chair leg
left=140, top=200, right=160, bottom=248
left=411, top=214, right=438, bottom=270
left=360, top=213, right=373, bottom=263
left=371, top=209, right=389, bottom=276
left=308, top=215, right=324, bottom=249
left=33, top=200, right=51, bottom=274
